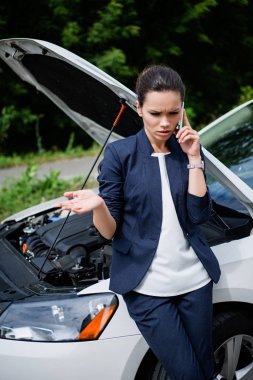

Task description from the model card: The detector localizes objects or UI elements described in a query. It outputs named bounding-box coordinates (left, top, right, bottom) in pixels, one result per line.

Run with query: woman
left=57, top=65, right=221, bottom=380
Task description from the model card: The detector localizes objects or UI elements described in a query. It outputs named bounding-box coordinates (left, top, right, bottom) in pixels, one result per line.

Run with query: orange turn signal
left=79, top=303, right=117, bottom=340
left=22, top=243, right=28, bottom=253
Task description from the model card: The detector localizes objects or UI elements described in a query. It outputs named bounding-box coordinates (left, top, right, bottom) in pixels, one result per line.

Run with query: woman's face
left=136, top=90, right=182, bottom=146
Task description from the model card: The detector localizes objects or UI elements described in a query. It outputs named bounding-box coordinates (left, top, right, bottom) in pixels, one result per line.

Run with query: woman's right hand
left=55, top=190, right=104, bottom=214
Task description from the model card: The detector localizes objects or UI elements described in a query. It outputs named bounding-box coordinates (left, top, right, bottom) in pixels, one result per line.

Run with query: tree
left=0, top=0, right=252, bottom=154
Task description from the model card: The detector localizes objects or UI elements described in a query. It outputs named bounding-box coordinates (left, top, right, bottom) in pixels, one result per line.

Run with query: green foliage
left=175, top=0, right=218, bottom=33
left=48, top=0, right=81, bottom=20
left=93, top=47, right=137, bottom=79
left=0, top=165, right=97, bottom=222
left=0, top=0, right=253, bottom=153
left=0, top=105, right=17, bottom=145
left=145, top=47, right=163, bottom=62
left=87, top=0, right=140, bottom=45
left=0, top=105, right=43, bottom=153
left=65, top=132, right=75, bottom=152
left=87, top=1, right=123, bottom=44
left=185, top=0, right=218, bottom=21
left=62, top=21, right=81, bottom=48
left=168, top=45, right=182, bottom=57
left=19, top=108, right=42, bottom=125
left=86, top=0, right=140, bottom=82
left=49, top=0, right=70, bottom=18
left=184, top=107, right=197, bottom=128
left=197, top=33, right=213, bottom=45
left=10, top=82, right=28, bottom=96
left=237, top=86, right=253, bottom=105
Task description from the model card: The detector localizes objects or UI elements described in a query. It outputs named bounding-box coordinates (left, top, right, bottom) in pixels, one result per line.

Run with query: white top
left=134, top=152, right=210, bottom=296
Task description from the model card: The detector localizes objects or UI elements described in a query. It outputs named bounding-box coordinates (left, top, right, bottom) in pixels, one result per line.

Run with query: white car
left=0, top=38, right=253, bottom=380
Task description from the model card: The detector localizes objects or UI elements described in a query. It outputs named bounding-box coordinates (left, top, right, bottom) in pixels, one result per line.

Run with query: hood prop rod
left=38, top=99, right=127, bottom=279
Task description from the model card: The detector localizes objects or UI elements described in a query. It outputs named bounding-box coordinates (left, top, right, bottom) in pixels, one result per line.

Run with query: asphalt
left=0, top=155, right=101, bottom=190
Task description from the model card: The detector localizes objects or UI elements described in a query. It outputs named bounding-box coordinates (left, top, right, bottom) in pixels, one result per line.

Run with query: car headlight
left=0, top=293, right=118, bottom=342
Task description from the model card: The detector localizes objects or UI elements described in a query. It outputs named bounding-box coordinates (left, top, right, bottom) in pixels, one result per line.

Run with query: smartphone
left=176, top=101, right=185, bottom=130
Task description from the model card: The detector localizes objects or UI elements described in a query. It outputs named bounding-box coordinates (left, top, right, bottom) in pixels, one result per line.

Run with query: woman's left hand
left=175, top=111, right=200, bottom=158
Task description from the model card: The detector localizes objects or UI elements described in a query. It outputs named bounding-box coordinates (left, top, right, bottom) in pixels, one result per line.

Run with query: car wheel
left=134, top=349, right=170, bottom=380
left=137, top=311, right=253, bottom=380
left=213, top=310, right=253, bottom=380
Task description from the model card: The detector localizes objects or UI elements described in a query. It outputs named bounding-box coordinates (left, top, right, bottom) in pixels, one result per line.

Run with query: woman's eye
left=149, top=111, right=180, bottom=116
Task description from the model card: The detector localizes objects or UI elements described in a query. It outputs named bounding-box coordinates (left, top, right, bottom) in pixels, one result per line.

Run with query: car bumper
left=0, top=334, right=146, bottom=380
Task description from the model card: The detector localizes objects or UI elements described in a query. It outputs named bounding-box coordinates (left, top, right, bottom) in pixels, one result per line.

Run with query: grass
left=0, top=142, right=100, bottom=169
left=0, top=165, right=98, bottom=222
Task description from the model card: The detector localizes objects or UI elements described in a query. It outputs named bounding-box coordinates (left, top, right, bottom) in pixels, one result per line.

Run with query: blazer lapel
left=166, top=135, right=187, bottom=225
left=165, top=153, right=183, bottom=212
left=144, top=155, right=163, bottom=224
left=137, top=129, right=163, bottom=237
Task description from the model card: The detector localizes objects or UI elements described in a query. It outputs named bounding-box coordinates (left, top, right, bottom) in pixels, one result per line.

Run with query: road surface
left=0, top=155, right=101, bottom=190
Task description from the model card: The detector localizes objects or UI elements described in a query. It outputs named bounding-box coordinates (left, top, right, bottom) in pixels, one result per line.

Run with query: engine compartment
left=5, top=210, right=112, bottom=289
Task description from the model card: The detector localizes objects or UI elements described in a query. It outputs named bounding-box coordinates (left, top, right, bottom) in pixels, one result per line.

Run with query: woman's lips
left=157, top=130, right=171, bottom=135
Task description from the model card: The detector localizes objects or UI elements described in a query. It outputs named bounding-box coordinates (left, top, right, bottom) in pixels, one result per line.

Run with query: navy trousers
left=123, top=281, right=216, bottom=380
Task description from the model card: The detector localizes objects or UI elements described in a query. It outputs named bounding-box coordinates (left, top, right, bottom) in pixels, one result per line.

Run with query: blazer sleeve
left=186, top=147, right=212, bottom=225
left=97, top=143, right=124, bottom=229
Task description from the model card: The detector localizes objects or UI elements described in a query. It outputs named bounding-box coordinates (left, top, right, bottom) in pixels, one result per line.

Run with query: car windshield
left=201, top=103, right=253, bottom=190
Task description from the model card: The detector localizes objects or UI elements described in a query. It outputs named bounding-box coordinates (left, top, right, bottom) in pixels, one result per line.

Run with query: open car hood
left=0, top=38, right=142, bottom=145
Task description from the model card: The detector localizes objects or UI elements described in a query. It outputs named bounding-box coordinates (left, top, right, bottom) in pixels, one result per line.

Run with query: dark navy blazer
left=98, top=128, right=221, bottom=295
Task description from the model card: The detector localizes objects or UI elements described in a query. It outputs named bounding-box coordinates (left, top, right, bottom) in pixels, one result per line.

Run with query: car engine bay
left=3, top=211, right=111, bottom=290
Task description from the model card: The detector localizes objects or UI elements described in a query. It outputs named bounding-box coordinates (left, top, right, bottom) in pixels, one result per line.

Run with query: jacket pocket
left=113, top=235, right=132, bottom=255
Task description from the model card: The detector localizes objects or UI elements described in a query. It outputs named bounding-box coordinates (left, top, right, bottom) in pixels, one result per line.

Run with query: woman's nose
left=160, top=117, right=170, bottom=128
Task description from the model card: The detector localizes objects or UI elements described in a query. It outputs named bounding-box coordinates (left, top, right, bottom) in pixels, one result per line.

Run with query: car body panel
left=2, top=196, right=67, bottom=223
left=0, top=334, right=147, bottom=380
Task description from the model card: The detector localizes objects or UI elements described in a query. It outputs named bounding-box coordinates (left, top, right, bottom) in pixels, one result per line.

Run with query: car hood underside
left=0, top=38, right=142, bottom=145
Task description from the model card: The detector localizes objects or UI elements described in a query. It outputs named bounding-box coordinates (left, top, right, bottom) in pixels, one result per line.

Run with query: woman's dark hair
left=136, top=65, right=185, bottom=106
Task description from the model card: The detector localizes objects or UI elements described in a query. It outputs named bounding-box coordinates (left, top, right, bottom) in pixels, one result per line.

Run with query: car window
left=206, top=172, right=249, bottom=215
left=201, top=103, right=253, bottom=189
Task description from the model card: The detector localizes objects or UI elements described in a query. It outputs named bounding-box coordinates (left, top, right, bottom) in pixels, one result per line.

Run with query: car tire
left=136, top=310, right=253, bottom=380
left=134, top=349, right=170, bottom=380
left=213, top=310, right=253, bottom=380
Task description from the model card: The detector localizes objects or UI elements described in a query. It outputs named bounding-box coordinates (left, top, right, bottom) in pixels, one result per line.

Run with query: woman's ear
left=136, top=100, right=142, bottom=117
